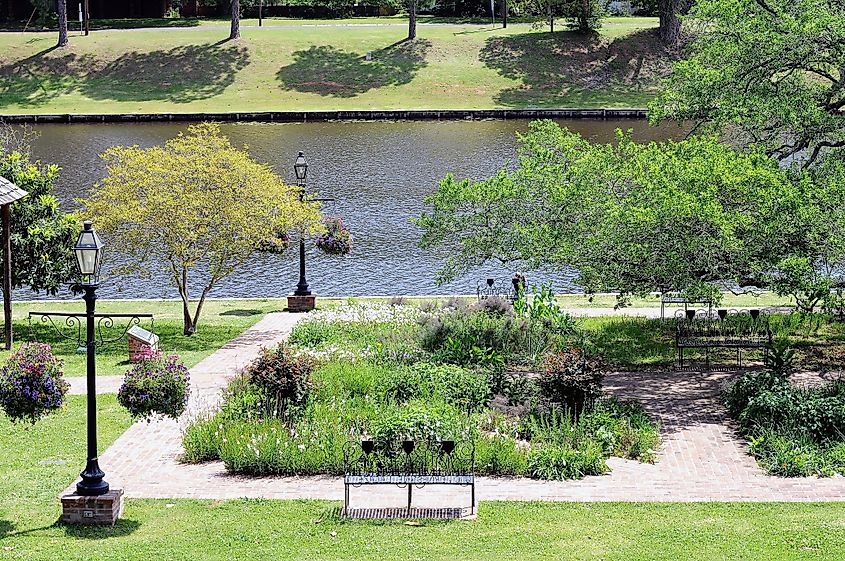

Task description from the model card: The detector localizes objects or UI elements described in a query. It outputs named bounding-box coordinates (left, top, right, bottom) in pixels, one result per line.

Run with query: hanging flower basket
left=315, top=217, right=353, bottom=256
left=0, top=342, right=69, bottom=424
left=118, top=353, right=190, bottom=422
left=256, top=228, right=292, bottom=254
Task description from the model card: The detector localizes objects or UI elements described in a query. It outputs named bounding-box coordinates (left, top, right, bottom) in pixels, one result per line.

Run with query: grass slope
left=0, top=20, right=671, bottom=114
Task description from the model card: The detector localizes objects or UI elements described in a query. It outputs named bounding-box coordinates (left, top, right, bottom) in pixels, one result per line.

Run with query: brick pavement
left=64, top=312, right=845, bottom=503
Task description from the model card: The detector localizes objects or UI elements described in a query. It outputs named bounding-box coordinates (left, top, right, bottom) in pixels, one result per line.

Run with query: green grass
left=0, top=19, right=668, bottom=114
left=3, top=337, right=845, bottom=560
left=1, top=298, right=282, bottom=377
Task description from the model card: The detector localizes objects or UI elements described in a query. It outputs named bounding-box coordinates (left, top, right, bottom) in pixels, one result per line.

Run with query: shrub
left=527, top=441, right=609, bottom=480
left=244, top=344, right=314, bottom=420
left=181, top=413, right=223, bottom=463
left=748, top=428, right=825, bottom=477
left=0, top=342, right=69, bottom=424
left=539, top=348, right=605, bottom=414
left=118, top=354, right=190, bottom=421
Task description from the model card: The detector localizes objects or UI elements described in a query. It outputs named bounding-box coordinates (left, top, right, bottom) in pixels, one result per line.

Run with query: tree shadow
left=277, top=39, right=431, bottom=97
left=479, top=28, right=675, bottom=107
left=0, top=42, right=250, bottom=106
left=220, top=309, right=264, bottom=316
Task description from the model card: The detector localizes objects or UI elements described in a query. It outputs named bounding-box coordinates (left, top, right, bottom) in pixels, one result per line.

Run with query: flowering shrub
left=244, top=344, right=313, bottom=420
left=315, top=217, right=353, bottom=255
left=256, top=228, right=292, bottom=254
left=118, top=354, right=190, bottom=421
left=0, top=343, right=69, bottom=424
left=539, top=348, right=605, bottom=414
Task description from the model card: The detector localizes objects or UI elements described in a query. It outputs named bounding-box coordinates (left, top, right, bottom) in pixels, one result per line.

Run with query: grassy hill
left=0, top=19, right=673, bottom=114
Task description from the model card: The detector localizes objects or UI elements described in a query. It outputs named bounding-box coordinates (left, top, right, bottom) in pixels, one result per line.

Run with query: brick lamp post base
left=287, top=294, right=316, bottom=313
left=61, top=488, right=125, bottom=526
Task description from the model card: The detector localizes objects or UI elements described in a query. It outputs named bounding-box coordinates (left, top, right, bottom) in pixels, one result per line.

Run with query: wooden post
left=3, top=204, right=12, bottom=351
left=83, top=0, right=89, bottom=35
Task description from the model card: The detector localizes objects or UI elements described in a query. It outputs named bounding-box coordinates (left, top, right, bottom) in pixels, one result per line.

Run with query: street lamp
left=73, top=221, right=109, bottom=496
left=293, top=152, right=311, bottom=297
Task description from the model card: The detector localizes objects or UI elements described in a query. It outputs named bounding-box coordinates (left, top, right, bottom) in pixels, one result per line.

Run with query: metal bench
left=343, top=440, right=475, bottom=519
left=676, top=309, right=772, bottom=369
left=477, top=275, right=526, bottom=303
left=661, top=293, right=713, bottom=320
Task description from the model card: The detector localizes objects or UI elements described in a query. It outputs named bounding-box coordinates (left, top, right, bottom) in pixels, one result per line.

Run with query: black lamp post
left=73, top=221, right=109, bottom=496
left=293, top=151, right=311, bottom=297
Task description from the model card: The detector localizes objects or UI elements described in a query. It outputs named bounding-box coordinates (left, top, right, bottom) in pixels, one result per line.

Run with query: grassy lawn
left=2, top=396, right=844, bottom=560
left=1, top=298, right=283, bottom=377
left=0, top=18, right=669, bottom=114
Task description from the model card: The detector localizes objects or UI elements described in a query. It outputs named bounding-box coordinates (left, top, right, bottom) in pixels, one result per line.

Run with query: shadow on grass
left=479, top=28, right=675, bottom=107
left=0, top=42, right=249, bottom=106
left=220, top=309, right=264, bottom=317
left=276, top=39, right=430, bottom=97
left=60, top=518, right=141, bottom=539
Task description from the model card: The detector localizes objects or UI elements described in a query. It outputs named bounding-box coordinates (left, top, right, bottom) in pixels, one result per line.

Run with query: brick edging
left=0, top=108, right=647, bottom=124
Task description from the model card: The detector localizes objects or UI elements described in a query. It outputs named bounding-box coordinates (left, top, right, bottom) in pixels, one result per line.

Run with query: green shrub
left=749, top=429, right=825, bottom=477
left=244, top=344, right=313, bottom=420
left=370, top=402, right=472, bottom=454
left=181, top=414, right=223, bottom=463
left=475, top=434, right=528, bottom=475
left=538, top=348, right=605, bottom=414
left=527, top=441, right=609, bottom=480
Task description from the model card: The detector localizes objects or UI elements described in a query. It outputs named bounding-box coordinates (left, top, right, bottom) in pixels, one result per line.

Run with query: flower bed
left=183, top=300, right=660, bottom=479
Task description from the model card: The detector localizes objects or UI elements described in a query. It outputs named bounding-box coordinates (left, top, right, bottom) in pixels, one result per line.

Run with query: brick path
left=65, top=312, right=845, bottom=502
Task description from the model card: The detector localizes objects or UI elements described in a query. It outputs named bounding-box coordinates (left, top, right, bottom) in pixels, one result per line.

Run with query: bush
left=0, top=342, right=69, bottom=424
left=748, top=428, right=825, bottom=477
left=370, top=402, right=472, bottom=454
left=527, top=441, right=609, bottom=480
left=118, top=354, right=190, bottom=421
left=539, top=348, right=605, bottom=414
left=244, top=344, right=313, bottom=420
left=181, top=413, right=223, bottom=463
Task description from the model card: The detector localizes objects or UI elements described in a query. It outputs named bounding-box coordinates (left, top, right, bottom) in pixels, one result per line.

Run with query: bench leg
left=344, top=483, right=349, bottom=517
left=471, top=481, right=476, bottom=515
left=407, top=484, right=412, bottom=516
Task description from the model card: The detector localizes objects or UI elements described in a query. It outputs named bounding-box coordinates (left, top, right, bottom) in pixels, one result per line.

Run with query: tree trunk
left=658, top=0, right=682, bottom=45
left=548, top=2, right=553, bottom=33
left=229, top=0, right=240, bottom=40
left=408, top=0, right=416, bottom=41
left=502, top=0, right=507, bottom=28
left=57, top=0, right=68, bottom=47
left=579, top=0, right=590, bottom=33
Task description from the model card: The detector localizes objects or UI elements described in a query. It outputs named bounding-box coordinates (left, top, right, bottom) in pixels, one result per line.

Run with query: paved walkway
left=66, top=310, right=845, bottom=502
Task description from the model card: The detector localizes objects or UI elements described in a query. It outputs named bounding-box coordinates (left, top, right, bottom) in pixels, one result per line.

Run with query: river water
left=19, top=119, right=682, bottom=299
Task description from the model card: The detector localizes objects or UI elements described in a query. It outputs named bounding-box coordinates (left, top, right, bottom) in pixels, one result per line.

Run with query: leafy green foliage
left=417, top=120, right=800, bottom=302
left=0, top=147, right=77, bottom=295
left=649, top=0, right=845, bottom=167
left=376, top=363, right=492, bottom=412
left=539, top=347, right=605, bottom=413
left=242, top=344, right=314, bottom=420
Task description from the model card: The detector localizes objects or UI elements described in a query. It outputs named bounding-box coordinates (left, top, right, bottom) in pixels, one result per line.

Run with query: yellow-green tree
left=82, top=123, right=322, bottom=335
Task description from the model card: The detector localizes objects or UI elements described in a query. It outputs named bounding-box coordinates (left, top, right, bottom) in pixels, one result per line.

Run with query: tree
left=657, top=0, right=692, bottom=45
left=82, top=123, right=322, bottom=335
left=416, top=120, right=801, bottom=304
left=650, top=0, right=845, bottom=167
left=56, top=0, right=68, bottom=47
left=0, top=137, right=78, bottom=347
left=230, top=0, right=240, bottom=40
left=407, top=0, right=417, bottom=40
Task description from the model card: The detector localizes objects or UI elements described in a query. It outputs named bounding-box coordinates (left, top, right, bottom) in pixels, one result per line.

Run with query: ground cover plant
left=183, top=299, right=660, bottom=479
left=724, top=342, right=845, bottom=477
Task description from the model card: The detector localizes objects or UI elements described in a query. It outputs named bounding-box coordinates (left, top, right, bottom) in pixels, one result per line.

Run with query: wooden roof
left=0, top=176, right=28, bottom=206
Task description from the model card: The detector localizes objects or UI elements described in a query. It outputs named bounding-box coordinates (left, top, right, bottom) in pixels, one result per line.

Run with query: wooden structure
left=0, top=176, right=28, bottom=350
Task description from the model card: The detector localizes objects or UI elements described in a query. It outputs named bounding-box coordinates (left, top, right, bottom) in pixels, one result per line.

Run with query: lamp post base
left=61, top=488, right=124, bottom=526
left=287, top=293, right=316, bottom=313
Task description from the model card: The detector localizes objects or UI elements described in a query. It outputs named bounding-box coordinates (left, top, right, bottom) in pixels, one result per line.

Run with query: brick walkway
left=65, top=312, right=845, bottom=502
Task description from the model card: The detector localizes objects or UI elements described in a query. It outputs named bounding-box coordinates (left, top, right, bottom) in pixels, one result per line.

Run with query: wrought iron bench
left=661, top=293, right=713, bottom=320
left=343, top=439, right=475, bottom=519
left=477, top=275, right=526, bottom=303
left=676, top=309, right=772, bottom=369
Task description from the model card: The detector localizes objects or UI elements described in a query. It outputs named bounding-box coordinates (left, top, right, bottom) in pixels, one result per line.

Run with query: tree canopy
left=82, top=123, right=323, bottom=334
left=649, top=0, right=845, bottom=167
left=416, top=120, right=804, bottom=304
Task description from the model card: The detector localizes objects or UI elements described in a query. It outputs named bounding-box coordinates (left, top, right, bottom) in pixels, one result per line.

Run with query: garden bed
left=182, top=299, right=660, bottom=480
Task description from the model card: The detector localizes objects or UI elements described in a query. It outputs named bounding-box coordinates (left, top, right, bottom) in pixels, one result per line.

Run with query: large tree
left=82, top=123, right=322, bottom=335
left=650, top=0, right=845, bottom=167
left=416, top=120, right=802, bottom=304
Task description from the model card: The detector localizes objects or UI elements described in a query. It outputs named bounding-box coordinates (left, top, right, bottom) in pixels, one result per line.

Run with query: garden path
left=64, top=310, right=845, bottom=503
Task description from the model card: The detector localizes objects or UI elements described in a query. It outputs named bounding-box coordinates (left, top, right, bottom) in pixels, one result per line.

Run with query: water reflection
left=19, top=119, right=684, bottom=299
